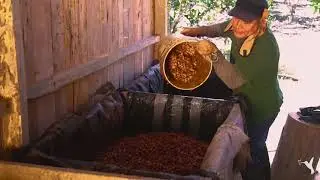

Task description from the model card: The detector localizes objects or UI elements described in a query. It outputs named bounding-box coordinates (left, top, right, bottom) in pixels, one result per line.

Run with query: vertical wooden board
left=111, top=0, right=123, bottom=88
left=101, top=0, right=112, bottom=56
left=22, top=0, right=33, bottom=86
left=106, top=0, right=118, bottom=88
left=106, top=0, right=116, bottom=88
left=107, top=64, right=115, bottom=87
left=69, top=0, right=81, bottom=68
left=118, top=0, right=124, bottom=88
left=122, top=1, right=129, bottom=83
left=154, top=0, right=167, bottom=60
left=127, top=0, right=135, bottom=83
left=87, top=0, right=100, bottom=58
left=15, top=0, right=31, bottom=145
left=30, top=0, right=54, bottom=82
left=124, top=54, right=136, bottom=86
left=21, top=0, right=36, bottom=140
left=86, top=0, right=99, bottom=96
left=51, top=0, right=74, bottom=120
left=27, top=0, right=55, bottom=139
left=133, top=0, right=143, bottom=78
left=101, top=0, right=113, bottom=86
left=87, top=0, right=108, bottom=96
left=142, top=0, right=149, bottom=70
left=142, top=0, right=153, bottom=71
left=122, top=0, right=132, bottom=86
left=148, top=0, right=155, bottom=67
left=154, top=0, right=168, bottom=37
left=73, top=0, right=89, bottom=112
left=54, top=88, right=74, bottom=119
left=150, top=0, right=155, bottom=36
left=148, top=0, right=156, bottom=67
left=97, top=0, right=109, bottom=89
left=147, top=45, right=155, bottom=67
left=27, top=101, right=37, bottom=141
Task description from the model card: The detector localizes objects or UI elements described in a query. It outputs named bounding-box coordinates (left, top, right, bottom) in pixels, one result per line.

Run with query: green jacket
left=206, top=20, right=283, bottom=125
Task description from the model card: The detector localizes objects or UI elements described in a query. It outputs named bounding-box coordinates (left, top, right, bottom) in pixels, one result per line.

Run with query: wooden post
left=154, top=0, right=168, bottom=60
left=271, top=113, right=320, bottom=180
left=0, top=0, right=29, bottom=159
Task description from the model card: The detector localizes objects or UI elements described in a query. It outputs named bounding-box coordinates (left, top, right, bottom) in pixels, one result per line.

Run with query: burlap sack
left=201, top=104, right=249, bottom=180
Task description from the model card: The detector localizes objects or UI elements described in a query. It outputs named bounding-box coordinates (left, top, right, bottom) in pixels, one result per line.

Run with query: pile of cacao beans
left=96, top=132, right=209, bottom=175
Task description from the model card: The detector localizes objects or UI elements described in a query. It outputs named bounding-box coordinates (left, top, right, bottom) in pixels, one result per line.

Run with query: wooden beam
left=12, top=0, right=30, bottom=146
left=0, top=161, right=158, bottom=180
left=154, top=0, right=168, bottom=59
left=154, top=0, right=168, bottom=37
left=27, top=36, right=160, bottom=100
left=0, top=0, right=26, bottom=157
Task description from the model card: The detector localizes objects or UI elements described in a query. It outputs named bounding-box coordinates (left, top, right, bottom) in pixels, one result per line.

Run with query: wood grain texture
left=116, top=0, right=124, bottom=88
left=101, top=0, right=112, bottom=87
left=25, top=0, right=56, bottom=140
left=12, top=0, right=29, bottom=146
left=154, top=0, right=168, bottom=37
left=122, top=0, right=134, bottom=86
left=87, top=0, right=102, bottom=98
left=133, top=0, right=144, bottom=78
left=51, top=0, right=74, bottom=120
left=154, top=0, right=168, bottom=60
left=73, top=0, right=89, bottom=112
left=27, top=36, right=159, bottom=100
left=12, top=0, right=159, bottom=141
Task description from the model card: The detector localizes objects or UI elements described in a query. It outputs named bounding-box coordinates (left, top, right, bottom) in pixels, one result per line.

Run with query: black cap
left=228, top=0, right=269, bottom=21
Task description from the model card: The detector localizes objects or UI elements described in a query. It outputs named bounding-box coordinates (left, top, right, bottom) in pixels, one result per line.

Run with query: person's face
left=232, top=17, right=259, bottom=39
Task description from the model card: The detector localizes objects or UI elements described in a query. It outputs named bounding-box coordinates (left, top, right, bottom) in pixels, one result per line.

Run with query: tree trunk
left=271, top=113, right=320, bottom=180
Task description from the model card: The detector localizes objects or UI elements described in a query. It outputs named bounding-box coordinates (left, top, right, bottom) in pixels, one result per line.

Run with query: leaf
left=169, top=0, right=237, bottom=32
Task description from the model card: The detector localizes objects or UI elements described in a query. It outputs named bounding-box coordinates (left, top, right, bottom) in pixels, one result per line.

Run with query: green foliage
left=310, top=0, right=320, bottom=13
left=169, top=0, right=236, bottom=33
left=168, top=0, right=277, bottom=33
left=267, top=0, right=276, bottom=24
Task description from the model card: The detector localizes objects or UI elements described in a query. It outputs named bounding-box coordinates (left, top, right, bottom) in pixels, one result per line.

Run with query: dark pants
left=242, top=112, right=279, bottom=180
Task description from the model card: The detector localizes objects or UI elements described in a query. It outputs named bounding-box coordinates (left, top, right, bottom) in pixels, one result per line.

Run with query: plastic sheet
left=17, top=82, right=124, bottom=161
left=201, top=104, right=249, bottom=180
left=124, top=64, right=164, bottom=93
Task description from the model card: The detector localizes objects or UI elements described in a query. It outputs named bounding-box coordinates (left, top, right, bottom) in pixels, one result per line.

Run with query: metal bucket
left=158, top=36, right=217, bottom=90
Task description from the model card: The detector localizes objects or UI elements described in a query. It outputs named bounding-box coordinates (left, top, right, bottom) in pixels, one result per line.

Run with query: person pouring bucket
left=181, top=0, right=283, bottom=179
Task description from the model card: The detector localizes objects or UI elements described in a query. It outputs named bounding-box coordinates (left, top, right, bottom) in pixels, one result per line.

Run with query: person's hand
left=180, top=27, right=203, bottom=37
left=196, top=40, right=219, bottom=55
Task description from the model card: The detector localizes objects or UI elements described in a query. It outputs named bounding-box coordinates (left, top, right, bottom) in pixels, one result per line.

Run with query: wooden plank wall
left=20, top=0, right=156, bottom=141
